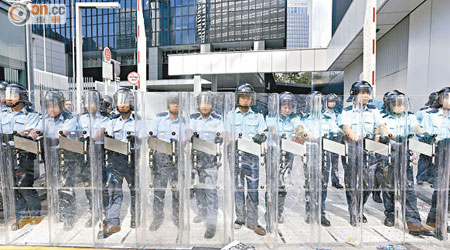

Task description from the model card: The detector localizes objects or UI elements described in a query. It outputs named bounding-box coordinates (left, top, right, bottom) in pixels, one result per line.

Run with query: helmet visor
left=116, top=92, right=132, bottom=106
left=198, top=94, right=213, bottom=107
left=391, top=95, right=409, bottom=114
left=236, top=92, right=256, bottom=106
left=5, top=87, right=20, bottom=100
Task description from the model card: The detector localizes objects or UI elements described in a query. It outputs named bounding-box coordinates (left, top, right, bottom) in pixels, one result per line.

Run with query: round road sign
left=103, top=47, right=111, bottom=63
left=127, top=72, right=140, bottom=85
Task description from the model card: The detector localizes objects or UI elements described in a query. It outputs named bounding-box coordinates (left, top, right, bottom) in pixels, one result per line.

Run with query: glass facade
left=32, top=0, right=286, bottom=50
left=286, top=0, right=310, bottom=49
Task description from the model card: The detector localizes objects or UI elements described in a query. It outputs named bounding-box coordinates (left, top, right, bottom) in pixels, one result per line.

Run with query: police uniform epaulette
left=420, top=106, right=428, bottom=111
left=109, top=113, right=120, bottom=119
left=25, top=106, right=35, bottom=113
left=408, top=111, right=414, bottom=115
left=344, top=106, right=353, bottom=111
left=323, top=113, right=332, bottom=119
left=427, top=109, right=439, bottom=114
left=61, top=111, right=73, bottom=120
left=211, top=112, right=222, bottom=120
left=190, top=113, right=201, bottom=119
left=367, top=104, right=377, bottom=109
left=157, top=112, right=168, bottom=117
left=382, top=113, right=390, bottom=118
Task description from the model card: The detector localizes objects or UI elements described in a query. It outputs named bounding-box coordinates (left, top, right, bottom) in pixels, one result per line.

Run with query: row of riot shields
left=0, top=90, right=448, bottom=249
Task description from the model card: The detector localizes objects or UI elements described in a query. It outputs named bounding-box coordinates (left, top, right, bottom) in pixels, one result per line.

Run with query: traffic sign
left=127, top=72, right=140, bottom=86
left=103, top=47, right=111, bottom=63
left=114, top=61, right=121, bottom=77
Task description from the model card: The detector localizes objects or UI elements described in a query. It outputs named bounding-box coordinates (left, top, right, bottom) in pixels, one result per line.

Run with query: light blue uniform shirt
left=105, top=114, right=136, bottom=143
left=382, top=112, right=420, bottom=138
left=228, top=107, right=267, bottom=141
left=37, top=112, right=78, bottom=139
left=189, top=112, right=224, bottom=143
left=421, top=109, right=450, bottom=140
left=266, top=114, right=301, bottom=140
left=79, top=112, right=108, bottom=144
left=340, top=105, right=383, bottom=137
left=1, top=106, right=40, bottom=135
left=415, top=107, right=432, bottom=124
left=149, top=111, right=179, bottom=143
left=299, top=112, right=340, bottom=137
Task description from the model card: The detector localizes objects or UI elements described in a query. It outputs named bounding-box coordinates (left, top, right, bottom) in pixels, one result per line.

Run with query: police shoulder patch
left=61, top=111, right=73, bottom=120
left=344, top=106, right=353, bottom=111
left=190, top=113, right=201, bottom=119
left=157, top=112, right=168, bottom=117
left=367, top=104, right=377, bottom=109
left=211, top=112, right=222, bottom=120
left=109, top=113, right=120, bottom=119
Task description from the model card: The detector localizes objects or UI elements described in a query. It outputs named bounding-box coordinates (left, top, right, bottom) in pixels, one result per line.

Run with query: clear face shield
left=237, top=92, right=256, bottom=107
left=280, top=97, right=296, bottom=118
left=115, top=91, right=133, bottom=114
left=0, top=89, right=4, bottom=104
left=84, top=91, right=100, bottom=114
left=198, top=94, right=213, bottom=116
left=391, top=95, right=409, bottom=115
left=5, top=87, right=20, bottom=106
left=45, top=95, right=62, bottom=118
left=355, top=89, right=371, bottom=106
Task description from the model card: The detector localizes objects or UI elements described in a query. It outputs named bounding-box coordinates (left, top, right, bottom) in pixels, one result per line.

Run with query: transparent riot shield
left=2, top=89, right=49, bottom=245
left=433, top=92, right=450, bottom=241
left=323, top=95, right=365, bottom=247
left=229, top=92, right=278, bottom=248
left=95, top=89, right=137, bottom=247
left=269, top=93, right=321, bottom=248
left=39, top=90, right=91, bottom=246
left=135, top=92, right=183, bottom=249
left=184, top=92, right=235, bottom=247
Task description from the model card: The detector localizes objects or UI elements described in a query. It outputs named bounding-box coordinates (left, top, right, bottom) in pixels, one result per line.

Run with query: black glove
left=336, top=131, right=345, bottom=143
left=422, top=132, right=436, bottom=144
left=215, top=136, right=223, bottom=144
left=379, top=135, right=390, bottom=144
left=127, top=134, right=136, bottom=144
left=252, top=133, right=267, bottom=144
left=191, top=133, right=199, bottom=143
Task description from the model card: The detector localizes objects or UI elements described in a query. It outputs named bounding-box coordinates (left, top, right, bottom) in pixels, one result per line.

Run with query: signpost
left=127, top=71, right=140, bottom=90
left=103, top=47, right=111, bottom=63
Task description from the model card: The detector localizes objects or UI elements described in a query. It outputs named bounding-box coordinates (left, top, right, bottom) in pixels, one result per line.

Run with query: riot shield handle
left=148, top=132, right=155, bottom=188
left=83, top=130, right=89, bottom=164
left=215, top=132, right=222, bottom=166
left=36, top=131, right=44, bottom=163
left=237, top=133, right=243, bottom=189
left=59, top=130, right=66, bottom=138
left=126, top=131, right=133, bottom=164
left=171, top=132, right=177, bottom=165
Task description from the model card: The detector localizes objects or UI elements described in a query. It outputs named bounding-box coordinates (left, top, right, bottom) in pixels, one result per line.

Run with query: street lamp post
left=75, top=2, right=120, bottom=113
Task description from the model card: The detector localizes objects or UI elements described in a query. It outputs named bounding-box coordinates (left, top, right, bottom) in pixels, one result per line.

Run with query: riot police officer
left=1, top=84, right=41, bottom=230
left=148, top=93, right=180, bottom=231
left=416, top=92, right=439, bottom=185
left=100, top=95, right=114, bottom=117
left=78, top=91, right=109, bottom=227
left=379, top=90, right=434, bottom=236
left=340, top=81, right=389, bottom=226
left=423, top=87, right=450, bottom=236
left=36, top=91, right=79, bottom=231
left=231, top=83, right=267, bottom=236
left=265, top=91, right=303, bottom=224
left=101, top=88, right=136, bottom=237
left=190, top=91, right=224, bottom=239
left=324, top=93, right=343, bottom=189
left=299, top=91, right=339, bottom=227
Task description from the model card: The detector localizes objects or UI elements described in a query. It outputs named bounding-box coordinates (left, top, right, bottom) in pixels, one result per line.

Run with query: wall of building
left=343, top=0, right=450, bottom=109
left=375, top=16, right=409, bottom=100
left=32, top=34, right=67, bottom=76
left=407, top=0, right=450, bottom=110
